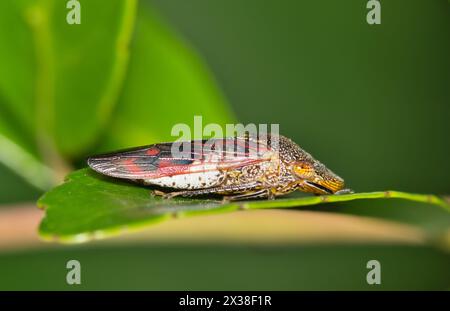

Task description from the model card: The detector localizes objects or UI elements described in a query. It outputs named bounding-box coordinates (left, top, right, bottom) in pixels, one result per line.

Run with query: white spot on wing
left=145, top=171, right=221, bottom=189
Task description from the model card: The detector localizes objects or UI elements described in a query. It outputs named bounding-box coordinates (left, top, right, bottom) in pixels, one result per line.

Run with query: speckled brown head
left=278, top=136, right=348, bottom=195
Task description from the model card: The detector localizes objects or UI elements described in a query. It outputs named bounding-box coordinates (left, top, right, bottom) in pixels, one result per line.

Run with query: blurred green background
left=0, top=0, right=449, bottom=290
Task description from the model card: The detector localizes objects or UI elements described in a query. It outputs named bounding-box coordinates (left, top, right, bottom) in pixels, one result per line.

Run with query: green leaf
left=0, top=1, right=52, bottom=189
left=0, top=1, right=36, bottom=137
left=0, top=118, right=53, bottom=190
left=28, top=0, right=138, bottom=157
left=98, top=2, right=235, bottom=150
left=47, top=0, right=137, bottom=156
left=38, top=168, right=450, bottom=244
left=0, top=0, right=137, bottom=188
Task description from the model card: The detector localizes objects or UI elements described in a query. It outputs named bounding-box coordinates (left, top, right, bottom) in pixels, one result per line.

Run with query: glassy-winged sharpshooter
left=88, top=135, right=352, bottom=200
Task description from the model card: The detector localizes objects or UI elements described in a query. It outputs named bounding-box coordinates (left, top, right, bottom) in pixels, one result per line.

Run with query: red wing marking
left=122, top=158, right=143, bottom=175
left=146, top=147, right=160, bottom=156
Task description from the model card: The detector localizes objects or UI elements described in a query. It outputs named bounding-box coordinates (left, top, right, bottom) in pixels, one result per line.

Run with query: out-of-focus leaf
left=0, top=0, right=137, bottom=187
left=0, top=1, right=53, bottom=189
left=0, top=1, right=36, bottom=137
left=98, top=2, right=235, bottom=151
left=0, top=165, right=41, bottom=204
left=29, top=0, right=138, bottom=157
left=0, top=117, right=53, bottom=190
left=38, top=168, right=450, bottom=244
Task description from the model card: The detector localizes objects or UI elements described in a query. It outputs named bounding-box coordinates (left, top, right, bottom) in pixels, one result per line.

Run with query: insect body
left=88, top=135, right=351, bottom=200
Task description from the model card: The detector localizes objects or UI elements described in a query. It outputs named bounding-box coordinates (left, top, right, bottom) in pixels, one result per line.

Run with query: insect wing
left=87, top=137, right=275, bottom=180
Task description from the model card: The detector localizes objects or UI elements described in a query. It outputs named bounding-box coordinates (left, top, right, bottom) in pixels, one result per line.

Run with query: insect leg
left=222, top=189, right=271, bottom=202
left=153, top=182, right=262, bottom=199
left=151, top=189, right=196, bottom=199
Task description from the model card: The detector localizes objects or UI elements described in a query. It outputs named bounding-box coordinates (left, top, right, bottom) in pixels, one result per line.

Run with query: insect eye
left=293, top=162, right=314, bottom=177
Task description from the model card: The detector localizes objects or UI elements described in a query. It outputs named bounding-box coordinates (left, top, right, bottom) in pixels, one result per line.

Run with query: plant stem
left=240, top=191, right=449, bottom=211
